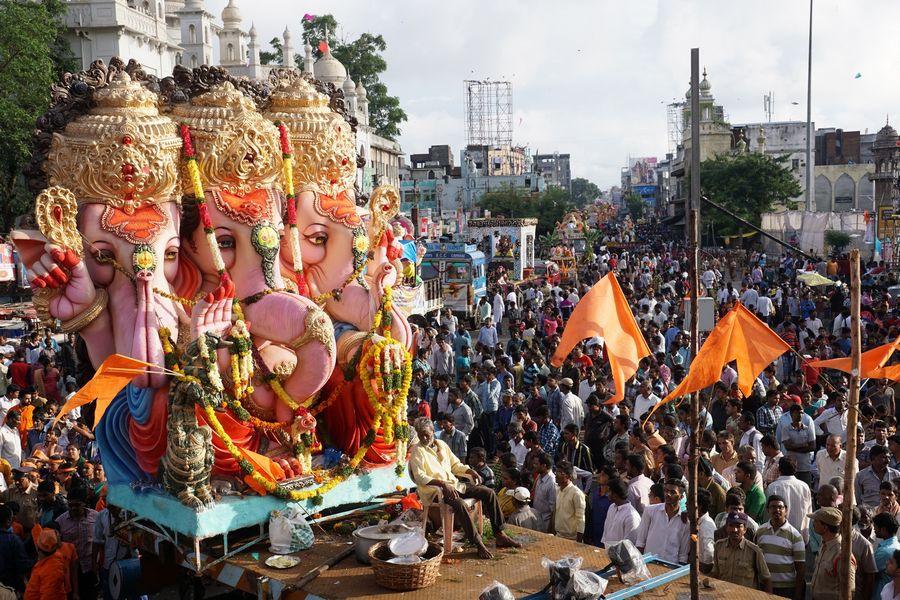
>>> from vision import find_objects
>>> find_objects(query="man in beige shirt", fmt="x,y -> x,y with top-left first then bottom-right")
711,431 -> 739,475
810,507 -> 856,600
408,417 -> 521,558
550,461 -> 585,542
711,511 -> 772,592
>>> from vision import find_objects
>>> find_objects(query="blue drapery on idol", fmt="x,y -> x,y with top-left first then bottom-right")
95,384 -> 151,484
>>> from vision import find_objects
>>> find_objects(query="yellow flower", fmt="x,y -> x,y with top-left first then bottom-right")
353,235 -> 369,254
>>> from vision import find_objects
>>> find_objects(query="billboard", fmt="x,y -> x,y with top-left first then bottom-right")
629,157 -> 658,185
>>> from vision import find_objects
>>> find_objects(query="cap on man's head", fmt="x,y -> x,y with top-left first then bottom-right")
511,487 -> 531,502
36,528 -> 60,553
559,377 -> 574,388
808,507 -> 842,527
725,511 -> 749,526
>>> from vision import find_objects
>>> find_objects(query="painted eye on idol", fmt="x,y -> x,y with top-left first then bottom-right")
217,236 -> 236,250
306,232 -> 328,246
93,248 -> 115,262
164,247 -> 179,261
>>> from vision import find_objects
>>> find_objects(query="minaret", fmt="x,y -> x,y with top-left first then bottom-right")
304,41 -> 314,74
248,23 -> 260,66
356,81 -> 369,127
343,75 -> 357,114
282,27 -> 294,68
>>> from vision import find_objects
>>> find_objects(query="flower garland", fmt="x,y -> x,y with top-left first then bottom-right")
276,122 -> 309,297
180,125 -> 230,290
357,285 -> 413,468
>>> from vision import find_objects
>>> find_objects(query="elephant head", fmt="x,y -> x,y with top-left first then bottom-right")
264,76 -> 411,351
172,81 -> 335,422
13,72 -> 187,389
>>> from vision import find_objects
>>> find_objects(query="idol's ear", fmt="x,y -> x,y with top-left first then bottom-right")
172,251 -> 202,304
10,229 -> 50,271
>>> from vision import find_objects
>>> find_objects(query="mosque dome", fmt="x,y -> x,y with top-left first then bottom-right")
314,48 -> 347,85
876,122 -> 898,141
699,68 -> 711,93
355,80 -> 367,101
221,0 -> 241,28
342,75 -> 356,95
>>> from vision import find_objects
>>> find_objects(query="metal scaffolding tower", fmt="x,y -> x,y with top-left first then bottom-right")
464,80 -> 513,146
667,101 -> 684,154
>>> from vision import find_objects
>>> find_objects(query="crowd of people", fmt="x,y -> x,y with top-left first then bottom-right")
405,221 -> 899,599
0,331 -> 127,599
0,218 -> 898,599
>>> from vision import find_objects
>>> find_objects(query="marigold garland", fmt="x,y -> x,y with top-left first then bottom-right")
276,122 -> 309,297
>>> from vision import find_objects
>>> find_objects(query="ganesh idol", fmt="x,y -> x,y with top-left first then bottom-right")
263,72 -> 413,465
12,61 -> 190,484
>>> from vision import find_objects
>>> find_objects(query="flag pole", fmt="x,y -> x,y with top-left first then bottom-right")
839,248 -> 860,599
687,47 -> 702,600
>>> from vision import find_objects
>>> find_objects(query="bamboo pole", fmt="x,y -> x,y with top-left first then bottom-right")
687,47 -> 702,600
839,248 -> 860,600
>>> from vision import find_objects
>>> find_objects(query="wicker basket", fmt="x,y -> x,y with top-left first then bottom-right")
368,540 -> 443,591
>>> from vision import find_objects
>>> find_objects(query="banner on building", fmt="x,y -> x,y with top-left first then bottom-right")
0,244 -> 15,282
629,157 -> 658,185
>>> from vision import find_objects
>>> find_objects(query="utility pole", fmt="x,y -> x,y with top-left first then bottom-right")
840,248 -> 861,599
688,47 -> 701,600
805,0 -> 814,210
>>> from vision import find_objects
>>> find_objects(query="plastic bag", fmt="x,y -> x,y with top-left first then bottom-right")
268,507 -> 314,554
479,580 -> 515,600
606,539 -> 650,585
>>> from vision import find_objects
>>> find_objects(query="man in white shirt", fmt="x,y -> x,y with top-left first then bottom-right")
558,378 -> 584,431
740,285 -> 759,311
0,409 -> 22,469
626,454 -> 654,514
815,435 -> 853,490
0,386 -> 20,427
633,380 -> 660,422
532,454 -> 557,533
508,424 -> 527,468
447,390 -> 474,437
636,479 -> 690,564
814,397 -> 850,442
698,488 -> 717,572
764,457 -> 812,542
602,478 -> 641,547
756,293 -> 775,323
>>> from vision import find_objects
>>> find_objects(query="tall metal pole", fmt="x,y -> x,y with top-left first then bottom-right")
687,47 -> 701,600
805,0 -> 814,210
840,248 -> 861,600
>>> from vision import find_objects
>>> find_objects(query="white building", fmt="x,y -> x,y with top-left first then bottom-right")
60,2 -> 402,190
732,121 -> 812,206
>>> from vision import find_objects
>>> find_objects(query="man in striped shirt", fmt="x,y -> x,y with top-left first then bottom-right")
755,494 -> 805,598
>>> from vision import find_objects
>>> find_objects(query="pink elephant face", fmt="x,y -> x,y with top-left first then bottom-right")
79,202 -> 183,388
182,192 -> 285,297
282,190 -> 356,298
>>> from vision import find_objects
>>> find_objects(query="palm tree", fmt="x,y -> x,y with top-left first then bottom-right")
538,231 -> 561,258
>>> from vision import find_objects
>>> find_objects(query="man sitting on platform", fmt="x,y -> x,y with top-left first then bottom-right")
408,417 -> 522,559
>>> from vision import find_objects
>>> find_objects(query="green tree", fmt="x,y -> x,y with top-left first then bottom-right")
699,152 -> 801,236
570,177 -> 601,207
260,37 -> 283,66
624,192 -> 644,221
0,0 -> 71,230
824,230 -> 851,255
478,186 -> 573,237
301,15 -> 407,140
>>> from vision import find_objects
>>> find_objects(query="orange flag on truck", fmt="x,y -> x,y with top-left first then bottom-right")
647,302 -> 790,420
53,354 -> 159,429
551,272 -> 651,404
807,335 -> 900,378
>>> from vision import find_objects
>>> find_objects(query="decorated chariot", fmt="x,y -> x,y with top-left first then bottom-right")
12,59 -> 415,553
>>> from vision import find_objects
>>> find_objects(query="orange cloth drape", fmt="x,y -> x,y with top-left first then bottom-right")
647,302 -> 790,420
550,273 -> 651,404
53,354 -> 158,430
807,335 -> 900,379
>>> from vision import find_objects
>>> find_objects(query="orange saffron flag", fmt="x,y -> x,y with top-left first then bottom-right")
53,354 -> 158,430
550,273 -> 651,404
647,302 -> 790,420
807,335 -> 899,378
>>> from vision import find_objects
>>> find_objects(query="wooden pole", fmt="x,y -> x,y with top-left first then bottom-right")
839,248 -> 860,600
687,47 -> 702,600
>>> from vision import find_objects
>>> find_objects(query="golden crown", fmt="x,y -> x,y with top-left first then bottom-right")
263,75 -> 356,199
46,72 -> 182,213
171,81 -> 282,197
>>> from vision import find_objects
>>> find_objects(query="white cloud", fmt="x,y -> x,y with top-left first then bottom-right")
207,0 -> 900,187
